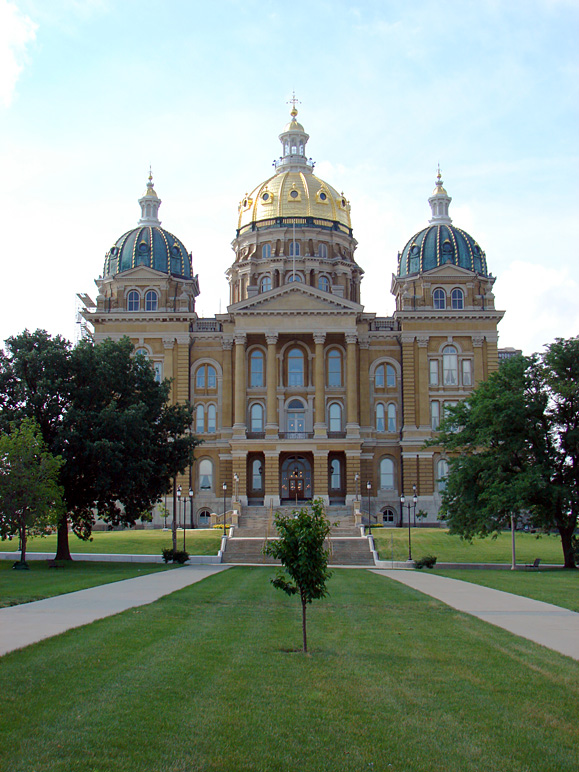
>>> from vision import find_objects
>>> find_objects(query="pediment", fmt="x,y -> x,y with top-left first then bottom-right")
228,284 -> 364,315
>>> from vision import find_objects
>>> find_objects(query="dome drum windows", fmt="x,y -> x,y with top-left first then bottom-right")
260,275 -> 272,293
433,288 -> 446,310
127,289 -> 140,311
318,275 -> 330,292
288,241 -> 300,257
261,243 -> 272,259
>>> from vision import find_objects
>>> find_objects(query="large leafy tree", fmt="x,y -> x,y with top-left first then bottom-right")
0,418 -> 64,566
433,337 -> 579,568
263,499 -> 332,653
0,330 -> 198,560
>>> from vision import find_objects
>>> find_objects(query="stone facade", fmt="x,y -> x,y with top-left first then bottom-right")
84,108 -> 504,527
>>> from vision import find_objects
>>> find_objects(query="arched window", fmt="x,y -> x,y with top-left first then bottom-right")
287,348 -> 304,387
376,403 -> 385,431
145,290 -> 158,311
328,402 -> 342,432
135,347 -> 148,358
375,365 -> 385,388
382,508 -> 395,523
207,404 -> 216,433
433,288 -> 446,309
260,275 -> 272,293
196,364 -> 217,391
262,244 -> 271,259
289,241 -> 300,257
451,288 -> 464,310
287,273 -> 303,283
462,359 -> 472,386
443,346 -> 458,385
196,404 -> 205,433
437,459 -> 449,492
380,458 -> 395,489
318,275 -> 330,292
386,364 -> 396,388
127,290 -> 140,311
318,244 -> 328,258
250,403 -> 264,432
387,403 -> 396,432
249,350 -> 265,387
199,459 -> 213,490
327,349 -> 342,387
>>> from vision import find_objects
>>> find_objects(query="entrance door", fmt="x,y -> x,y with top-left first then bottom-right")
281,455 -> 312,503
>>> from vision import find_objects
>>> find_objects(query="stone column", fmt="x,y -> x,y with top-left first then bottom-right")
472,336 -> 484,385
345,332 -> 359,437
221,337 -> 233,431
417,336 -> 430,428
233,333 -> 247,436
313,332 -> 326,437
163,338 -> 175,403
266,333 -> 278,435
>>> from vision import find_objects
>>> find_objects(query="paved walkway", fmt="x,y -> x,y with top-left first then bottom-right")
0,565 -> 229,657
373,569 -> 579,661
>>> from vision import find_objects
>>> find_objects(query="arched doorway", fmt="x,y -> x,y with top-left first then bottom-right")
280,455 -> 312,504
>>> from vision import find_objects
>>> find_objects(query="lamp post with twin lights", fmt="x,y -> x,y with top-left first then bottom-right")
222,481 -> 227,538
400,485 -> 417,562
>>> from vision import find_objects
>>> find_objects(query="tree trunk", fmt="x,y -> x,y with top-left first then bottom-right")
559,524 -> 576,569
19,525 -> 27,564
302,596 -> 308,653
55,516 -> 73,561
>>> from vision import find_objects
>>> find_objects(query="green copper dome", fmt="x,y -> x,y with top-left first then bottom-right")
103,225 -> 193,279
398,223 -> 488,278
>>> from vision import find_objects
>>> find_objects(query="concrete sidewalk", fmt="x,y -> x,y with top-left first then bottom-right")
0,564 -> 229,657
373,569 -> 579,661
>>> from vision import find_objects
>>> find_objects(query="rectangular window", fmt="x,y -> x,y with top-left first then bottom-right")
431,401 -> 440,430
429,360 -> 439,386
153,362 -> 163,383
462,359 -> 472,386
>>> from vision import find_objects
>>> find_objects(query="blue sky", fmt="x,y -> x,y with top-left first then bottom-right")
1,0 -> 577,353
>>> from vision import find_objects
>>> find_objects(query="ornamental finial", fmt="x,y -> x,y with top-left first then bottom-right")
287,90 -> 301,118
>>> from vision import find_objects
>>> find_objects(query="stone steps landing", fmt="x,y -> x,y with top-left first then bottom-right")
222,537 -> 375,566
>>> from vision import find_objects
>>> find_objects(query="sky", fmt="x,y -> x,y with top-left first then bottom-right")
0,0 -> 577,355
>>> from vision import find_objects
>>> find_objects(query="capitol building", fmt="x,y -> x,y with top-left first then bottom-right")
82,105 -> 504,527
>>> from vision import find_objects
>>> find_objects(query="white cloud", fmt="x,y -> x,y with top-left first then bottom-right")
0,0 -> 36,107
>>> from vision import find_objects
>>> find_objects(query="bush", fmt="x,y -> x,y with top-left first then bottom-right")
162,548 -> 189,564
414,555 -> 437,569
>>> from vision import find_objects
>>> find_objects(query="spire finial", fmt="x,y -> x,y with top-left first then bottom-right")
436,163 -> 442,182
428,167 -> 452,224
138,170 -> 162,225
148,164 -> 153,184
287,90 -> 301,118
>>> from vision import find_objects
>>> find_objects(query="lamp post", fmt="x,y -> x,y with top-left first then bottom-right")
233,472 -> 239,503
177,485 -> 183,551
366,480 -> 372,535
189,487 -> 194,531
222,481 -> 227,538
400,489 -> 418,562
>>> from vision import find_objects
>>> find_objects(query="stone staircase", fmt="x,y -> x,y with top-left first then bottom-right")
222,504 -> 375,566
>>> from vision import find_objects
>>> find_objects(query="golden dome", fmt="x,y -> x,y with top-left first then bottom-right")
237,170 -> 352,232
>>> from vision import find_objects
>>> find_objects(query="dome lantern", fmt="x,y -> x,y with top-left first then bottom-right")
138,170 -> 162,226
274,96 -> 314,173
428,166 -> 452,225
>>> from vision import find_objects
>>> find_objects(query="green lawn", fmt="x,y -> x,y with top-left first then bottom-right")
372,526 -> 567,564
0,561 -> 176,608
434,568 -> 579,612
1,568 -> 578,772
1,528 -> 222,556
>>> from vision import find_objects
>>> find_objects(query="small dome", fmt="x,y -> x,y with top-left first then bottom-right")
103,226 -> 193,278
398,223 -> 488,277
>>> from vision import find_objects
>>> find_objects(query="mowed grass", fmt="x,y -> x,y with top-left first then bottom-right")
372,527 -> 566,564
0,560 -> 177,607
1,568 -> 578,772
1,528 -> 222,556
434,568 -> 579,612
